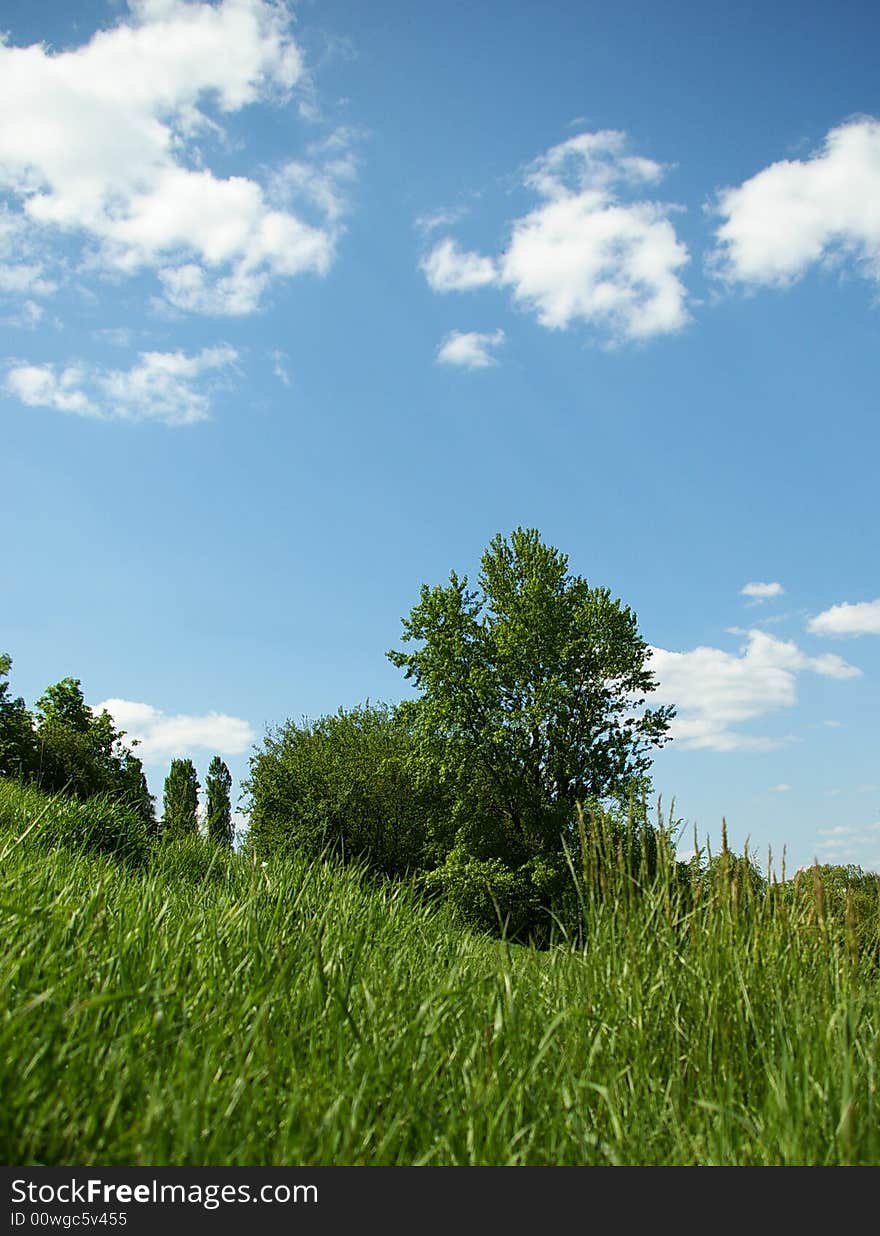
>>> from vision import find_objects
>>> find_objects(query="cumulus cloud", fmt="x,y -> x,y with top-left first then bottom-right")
96,696 -> 256,764
421,130 -> 690,343
6,364 -> 98,416
5,345 -> 238,425
421,239 -> 498,292
770,783 -> 792,793
649,629 -> 861,752
0,0 -> 348,316
712,117 -> 880,290
808,598 -> 880,637
436,328 -> 505,369
741,581 -> 784,602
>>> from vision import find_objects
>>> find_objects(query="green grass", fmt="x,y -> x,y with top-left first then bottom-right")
2,777 -> 879,1165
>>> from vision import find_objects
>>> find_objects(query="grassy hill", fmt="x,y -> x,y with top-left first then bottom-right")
2,777 -> 879,1165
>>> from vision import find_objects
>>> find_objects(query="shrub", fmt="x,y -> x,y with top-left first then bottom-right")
0,778 -> 152,866
244,703 -> 448,878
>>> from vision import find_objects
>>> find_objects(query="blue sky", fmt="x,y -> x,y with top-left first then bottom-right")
2,0 -> 879,873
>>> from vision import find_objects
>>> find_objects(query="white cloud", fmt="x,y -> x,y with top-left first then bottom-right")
770,783 -> 792,793
0,209 -> 57,300
649,629 -> 861,752
712,117 -> 880,290
436,328 -> 505,369
808,598 -> 880,637
421,131 -> 690,344
1,300 -> 44,329
5,344 -> 238,425
741,581 -> 784,602
271,349 -> 291,386
93,328 -> 134,348
421,238 -> 498,292
6,364 -> 98,416
269,129 -> 359,226
813,819 -> 880,871
96,696 -> 256,764
0,263 -> 55,297
415,207 -> 467,236
0,1 -> 346,316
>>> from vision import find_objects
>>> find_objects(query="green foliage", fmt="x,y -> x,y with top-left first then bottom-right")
430,795 -> 676,943
0,654 -> 36,781
689,848 -> 767,903
387,528 -> 674,938
162,757 -> 200,840
33,677 -> 151,816
150,832 -> 239,887
114,751 -> 156,836
786,863 -> 880,957
0,777 -> 152,866
205,755 -> 233,848
246,702 -> 446,877
0,659 -> 155,833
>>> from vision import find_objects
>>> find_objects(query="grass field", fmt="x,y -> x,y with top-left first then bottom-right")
2,778 -> 879,1166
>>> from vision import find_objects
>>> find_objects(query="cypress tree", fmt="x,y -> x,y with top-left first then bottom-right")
162,758 -> 199,840
205,755 -> 233,848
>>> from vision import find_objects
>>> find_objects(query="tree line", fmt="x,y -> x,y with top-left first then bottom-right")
244,528 -> 879,946
4,528 -> 877,946
0,654 -> 233,847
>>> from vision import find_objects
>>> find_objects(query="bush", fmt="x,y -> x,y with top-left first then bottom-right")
425,796 -> 675,946
0,778 -> 152,866
424,848 -> 536,939
244,703 -> 448,878
785,864 -> 880,957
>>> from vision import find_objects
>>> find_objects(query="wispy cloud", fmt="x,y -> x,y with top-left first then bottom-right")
271,349 -> 291,386
93,327 -> 134,348
1,300 -> 45,329
5,345 -> 239,426
436,328 -> 505,369
415,206 -> 468,236
814,818 -> 880,870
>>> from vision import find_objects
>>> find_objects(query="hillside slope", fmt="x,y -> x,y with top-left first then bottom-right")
2,778 -> 878,1165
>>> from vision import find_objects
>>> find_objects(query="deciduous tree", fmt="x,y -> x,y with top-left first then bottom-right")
0,654 -> 35,781
388,528 -> 674,936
